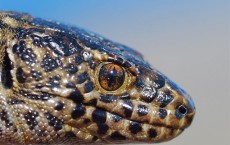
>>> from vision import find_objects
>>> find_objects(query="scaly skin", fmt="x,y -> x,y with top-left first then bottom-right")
0,11 -> 195,145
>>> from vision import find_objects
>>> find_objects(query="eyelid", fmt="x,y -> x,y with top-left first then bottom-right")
107,55 -> 138,76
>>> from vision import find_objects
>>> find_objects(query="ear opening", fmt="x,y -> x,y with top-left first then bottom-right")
1,49 -> 13,89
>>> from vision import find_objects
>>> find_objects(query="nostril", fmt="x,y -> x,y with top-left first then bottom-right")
178,105 -> 187,115
175,105 -> 188,119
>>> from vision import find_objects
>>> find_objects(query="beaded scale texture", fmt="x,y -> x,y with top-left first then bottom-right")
0,11 -> 195,145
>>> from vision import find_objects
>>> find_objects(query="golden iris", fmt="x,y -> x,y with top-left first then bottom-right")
98,63 -> 125,91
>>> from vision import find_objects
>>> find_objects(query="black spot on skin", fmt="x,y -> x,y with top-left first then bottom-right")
0,22 -> 7,28
116,57 -> 124,64
135,77 -> 145,88
31,34 -> 43,47
123,61 -> 132,68
92,136 -> 98,141
80,37 -> 102,50
108,56 -> 124,64
68,89 -> 84,103
66,82 -> 76,88
159,109 -> 167,119
55,102 -> 65,111
24,110 -> 39,130
42,31 -> 83,56
49,76 -> 61,89
89,60 -> 96,69
45,112 -> 63,131
137,105 -> 149,116
0,110 -> 14,127
19,91 -> 55,100
31,70 -> 42,81
13,42 -> 37,65
84,81 -> 94,93
19,40 -> 26,46
148,129 -> 157,138
75,55 -> 84,65
12,44 -> 18,53
17,29 -> 28,39
16,67 -> 26,83
119,93 -> 131,100
92,109 -> 107,124
111,114 -> 123,122
110,132 -> 126,140
157,92 -> 174,108
129,122 -> 142,134
122,100 -> 133,118
141,88 -> 157,103
65,131 -> 76,138
66,63 -> 78,74
13,127 -> 17,132
77,72 -> 89,84
71,104 -> 85,119
41,54 -> 60,72
36,84 -> 44,89
7,99 -> 24,105
154,73 -> 165,89
83,119 -> 91,124
100,95 -> 117,103
97,123 -> 109,134
85,99 -> 97,106
21,48 -> 37,65
136,77 -> 157,103
41,93 -> 54,100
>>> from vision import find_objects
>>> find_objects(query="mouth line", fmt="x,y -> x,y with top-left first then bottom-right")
88,103 -> 185,131
82,99 -> 188,131
148,122 -> 184,131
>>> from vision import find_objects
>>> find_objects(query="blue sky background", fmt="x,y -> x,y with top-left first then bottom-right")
0,1 -> 229,145
0,1 -> 228,51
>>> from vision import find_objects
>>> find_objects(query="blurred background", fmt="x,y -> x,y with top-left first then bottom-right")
0,0 -> 229,145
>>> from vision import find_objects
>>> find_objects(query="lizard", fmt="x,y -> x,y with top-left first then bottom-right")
0,11 -> 195,145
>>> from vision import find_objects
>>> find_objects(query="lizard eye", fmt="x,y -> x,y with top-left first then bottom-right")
98,63 -> 125,91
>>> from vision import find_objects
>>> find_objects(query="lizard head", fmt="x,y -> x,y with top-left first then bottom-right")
0,11 -> 195,144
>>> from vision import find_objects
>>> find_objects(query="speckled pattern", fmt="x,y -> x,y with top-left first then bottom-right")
0,11 -> 195,145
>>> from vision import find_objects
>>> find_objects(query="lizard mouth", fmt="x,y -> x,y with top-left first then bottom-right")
0,49 -> 14,89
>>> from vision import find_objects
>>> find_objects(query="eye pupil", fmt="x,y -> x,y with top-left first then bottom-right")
99,63 -> 125,91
